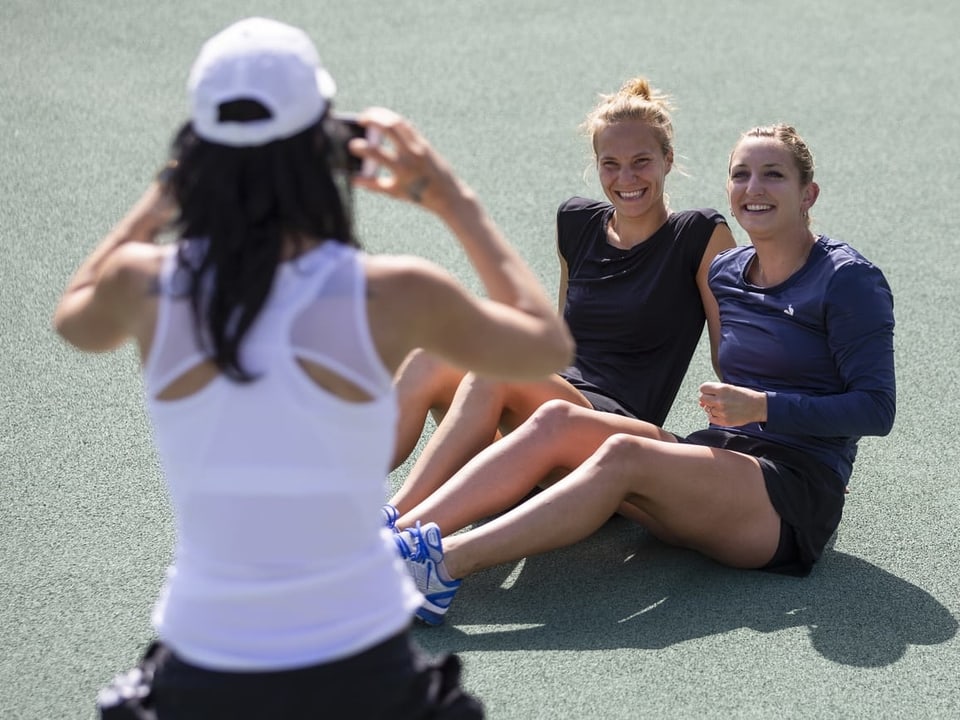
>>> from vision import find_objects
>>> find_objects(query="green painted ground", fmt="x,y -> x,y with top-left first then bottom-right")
2,2 -> 958,718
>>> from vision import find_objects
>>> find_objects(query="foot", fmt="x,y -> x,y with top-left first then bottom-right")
394,522 -> 461,625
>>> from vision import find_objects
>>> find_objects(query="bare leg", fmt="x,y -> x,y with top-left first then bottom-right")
391,350 -> 465,470
397,400 -> 673,534
390,375 -> 592,514
440,432 -> 782,579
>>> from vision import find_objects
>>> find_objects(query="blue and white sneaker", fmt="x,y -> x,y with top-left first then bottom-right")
394,522 -> 461,625
380,503 -> 399,531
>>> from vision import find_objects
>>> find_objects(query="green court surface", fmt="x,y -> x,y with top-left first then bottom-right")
2,1 -> 958,718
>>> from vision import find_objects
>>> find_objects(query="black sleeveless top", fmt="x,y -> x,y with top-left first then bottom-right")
557,197 -> 727,425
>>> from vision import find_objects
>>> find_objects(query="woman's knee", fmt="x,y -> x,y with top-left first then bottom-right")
396,350 -> 433,394
593,433 -> 652,474
397,351 -> 463,407
518,400 -> 612,455
527,398 -> 582,432
460,372 -> 507,402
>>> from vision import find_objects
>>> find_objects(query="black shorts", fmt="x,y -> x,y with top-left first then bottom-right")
683,428 -> 845,576
97,629 -> 484,720
557,368 -> 640,419
580,389 -> 638,418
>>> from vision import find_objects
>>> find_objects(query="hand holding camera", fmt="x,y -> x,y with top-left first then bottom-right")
330,112 -> 382,178
343,107 -> 466,215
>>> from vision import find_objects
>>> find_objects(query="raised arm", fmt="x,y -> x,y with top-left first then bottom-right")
53,181 -> 173,352
353,108 -> 574,378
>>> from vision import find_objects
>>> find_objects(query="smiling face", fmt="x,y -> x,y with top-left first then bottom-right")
595,119 -> 673,221
727,134 -> 818,240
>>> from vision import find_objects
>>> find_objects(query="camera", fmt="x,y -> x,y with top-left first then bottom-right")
331,112 -> 380,178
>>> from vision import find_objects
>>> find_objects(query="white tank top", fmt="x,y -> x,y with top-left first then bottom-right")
144,241 -> 421,671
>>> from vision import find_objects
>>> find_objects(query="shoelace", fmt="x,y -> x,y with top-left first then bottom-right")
394,521 -> 429,563
381,503 -> 399,530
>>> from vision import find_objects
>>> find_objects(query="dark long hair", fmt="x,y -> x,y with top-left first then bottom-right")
164,103 -> 359,382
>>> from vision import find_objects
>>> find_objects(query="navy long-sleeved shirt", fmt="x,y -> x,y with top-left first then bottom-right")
709,235 -> 896,485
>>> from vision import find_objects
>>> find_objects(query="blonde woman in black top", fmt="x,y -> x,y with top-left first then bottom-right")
386,77 -> 735,525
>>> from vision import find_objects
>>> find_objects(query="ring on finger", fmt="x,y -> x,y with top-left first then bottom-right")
406,176 -> 430,203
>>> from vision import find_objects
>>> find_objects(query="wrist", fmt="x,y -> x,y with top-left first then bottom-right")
757,390 -> 770,424
155,160 -> 178,186
124,183 -> 177,241
431,179 -> 481,224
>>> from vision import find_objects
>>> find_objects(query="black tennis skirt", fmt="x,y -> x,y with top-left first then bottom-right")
683,428 -> 846,576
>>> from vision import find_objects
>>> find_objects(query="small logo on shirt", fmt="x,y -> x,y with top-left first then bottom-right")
784,304 -> 795,316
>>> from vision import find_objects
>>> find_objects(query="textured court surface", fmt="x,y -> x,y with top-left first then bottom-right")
2,2 -> 958,718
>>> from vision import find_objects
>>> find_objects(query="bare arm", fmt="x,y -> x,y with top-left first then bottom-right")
353,108 -> 574,378
556,239 -> 569,315
366,256 -> 570,380
695,223 -> 737,378
53,182 -> 174,352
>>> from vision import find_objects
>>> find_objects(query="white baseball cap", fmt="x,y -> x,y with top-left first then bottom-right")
188,17 -> 337,147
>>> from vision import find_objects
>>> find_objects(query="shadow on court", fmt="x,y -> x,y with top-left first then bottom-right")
414,518 -> 957,669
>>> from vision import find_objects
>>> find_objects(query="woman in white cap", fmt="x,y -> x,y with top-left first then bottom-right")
54,16 -> 572,719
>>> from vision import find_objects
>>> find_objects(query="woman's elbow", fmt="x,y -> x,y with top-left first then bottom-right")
511,325 -> 575,380
53,307 -> 84,349
558,326 -> 576,366
868,392 -> 897,437
545,322 -> 575,371
52,312 -> 125,353
877,400 -> 896,437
